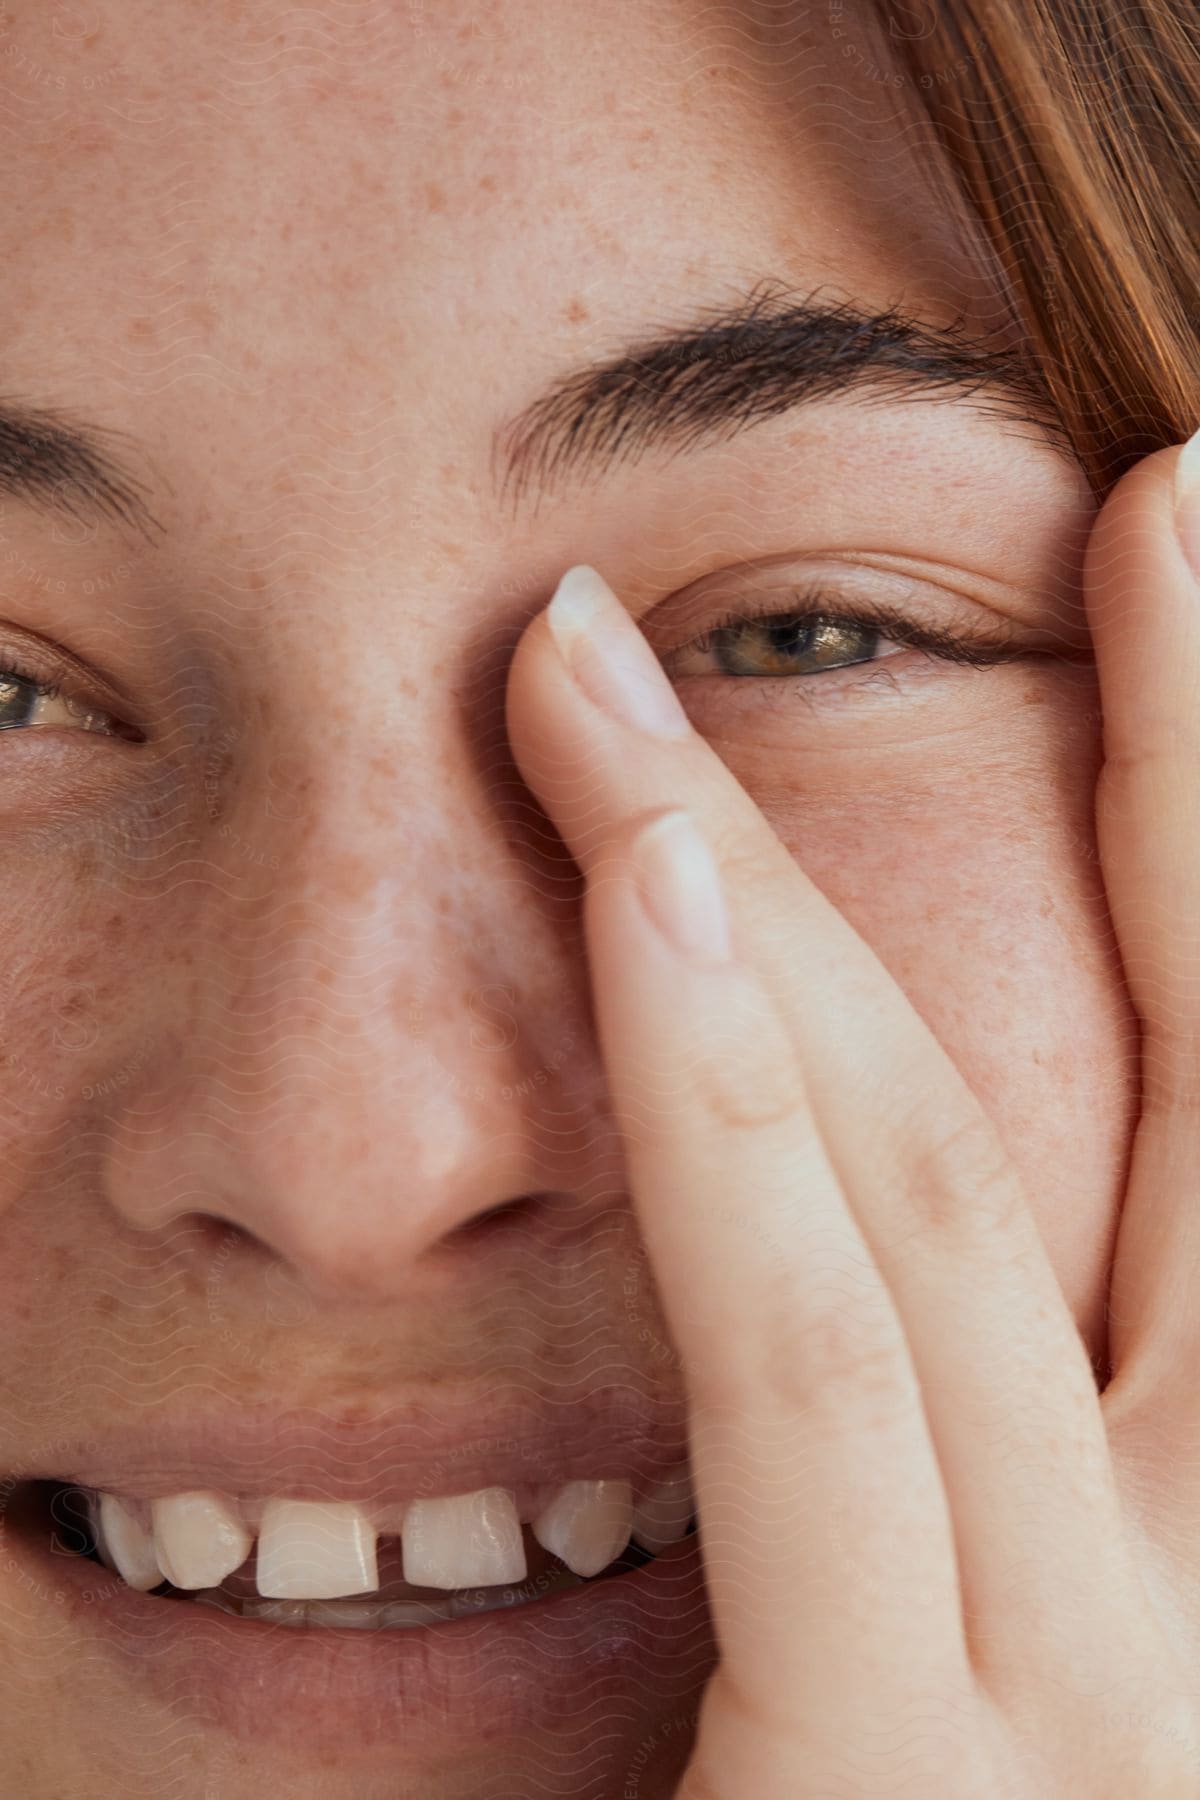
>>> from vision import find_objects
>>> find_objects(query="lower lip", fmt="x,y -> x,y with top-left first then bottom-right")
3,1486 -> 713,1756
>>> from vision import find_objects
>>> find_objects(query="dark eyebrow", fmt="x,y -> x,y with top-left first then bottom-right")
493,281 -> 1068,510
0,398 -> 163,541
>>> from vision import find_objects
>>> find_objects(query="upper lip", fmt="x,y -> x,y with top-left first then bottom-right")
11,1386 -> 690,1506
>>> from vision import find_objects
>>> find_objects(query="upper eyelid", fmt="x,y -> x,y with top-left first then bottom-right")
647,555 -> 997,628
646,533 -> 1101,655
0,622 -> 139,716
683,604 -> 1023,659
650,573 -> 1037,668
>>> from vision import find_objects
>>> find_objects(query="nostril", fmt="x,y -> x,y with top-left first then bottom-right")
191,1214 -> 271,1260
449,1200 -> 519,1242
446,1194 -> 544,1247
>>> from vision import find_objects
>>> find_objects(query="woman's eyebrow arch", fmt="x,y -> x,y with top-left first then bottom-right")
0,398 -> 164,542
492,281 -> 1067,511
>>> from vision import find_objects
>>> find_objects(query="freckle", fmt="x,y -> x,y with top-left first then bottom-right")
424,182 -> 447,214
478,174 -> 496,195
564,296 -> 589,324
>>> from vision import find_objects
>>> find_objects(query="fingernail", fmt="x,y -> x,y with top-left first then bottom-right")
546,565 -> 691,740
1174,427 -> 1200,578
630,810 -> 732,964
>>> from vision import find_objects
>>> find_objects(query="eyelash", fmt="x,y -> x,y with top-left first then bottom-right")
0,652 -> 63,704
676,586 -> 1028,676
0,649 -> 129,739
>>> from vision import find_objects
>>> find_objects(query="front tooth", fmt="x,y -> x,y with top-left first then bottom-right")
401,1486 -> 526,1589
630,1468 -> 695,1553
151,1491 -> 251,1591
95,1493 -> 164,1591
532,1479 -> 633,1578
256,1499 -> 378,1599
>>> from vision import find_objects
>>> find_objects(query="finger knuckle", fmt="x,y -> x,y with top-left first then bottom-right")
892,1107 -> 1025,1237
1100,729 -> 1200,788
699,1058 -> 807,1134
692,986 -> 808,1135
767,1281 -> 916,1425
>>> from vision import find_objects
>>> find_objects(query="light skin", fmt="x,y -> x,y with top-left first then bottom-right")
0,0 -> 1189,1794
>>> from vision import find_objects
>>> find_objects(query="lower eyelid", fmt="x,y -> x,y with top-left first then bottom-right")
671,648 -> 995,713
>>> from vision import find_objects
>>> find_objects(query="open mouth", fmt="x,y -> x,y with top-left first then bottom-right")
2,1445 -> 714,1754
14,1472 -> 698,1633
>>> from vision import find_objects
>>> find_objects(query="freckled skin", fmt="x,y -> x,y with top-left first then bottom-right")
0,1 -> 1133,1796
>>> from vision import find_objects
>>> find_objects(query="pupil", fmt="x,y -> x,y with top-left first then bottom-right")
0,676 -> 36,729
712,614 -> 880,676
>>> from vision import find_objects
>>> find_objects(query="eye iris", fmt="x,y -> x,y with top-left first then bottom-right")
0,673 -> 43,730
0,670 -> 123,736
710,614 -> 880,677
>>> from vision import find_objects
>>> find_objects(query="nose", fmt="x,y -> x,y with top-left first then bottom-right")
101,699 -> 598,1305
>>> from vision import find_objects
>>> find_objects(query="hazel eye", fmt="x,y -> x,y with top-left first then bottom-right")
669,610 -> 905,678
657,583 -> 1034,688
0,666 -> 127,738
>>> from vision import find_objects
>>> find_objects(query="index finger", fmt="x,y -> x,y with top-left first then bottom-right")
506,564 -> 1127,1714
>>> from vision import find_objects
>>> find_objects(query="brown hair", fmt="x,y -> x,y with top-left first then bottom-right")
872,0 -> 1200,492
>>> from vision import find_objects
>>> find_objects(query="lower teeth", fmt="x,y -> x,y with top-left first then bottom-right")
190,1564 -> 589,1630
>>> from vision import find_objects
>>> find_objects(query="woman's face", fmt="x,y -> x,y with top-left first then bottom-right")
0,1 -> 1133,1795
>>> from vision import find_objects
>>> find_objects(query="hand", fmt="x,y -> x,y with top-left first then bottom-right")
505,437 -> 1200,1798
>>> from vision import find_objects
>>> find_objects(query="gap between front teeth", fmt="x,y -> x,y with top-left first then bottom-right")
86,1466 -> 691,1599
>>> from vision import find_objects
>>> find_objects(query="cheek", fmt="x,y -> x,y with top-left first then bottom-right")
0,826 -> 160,1202
738,741 -> 1136,1365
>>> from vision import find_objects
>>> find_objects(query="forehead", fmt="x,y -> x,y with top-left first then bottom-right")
0,0 -> 1001,557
